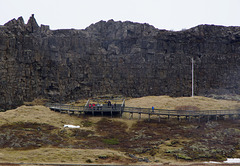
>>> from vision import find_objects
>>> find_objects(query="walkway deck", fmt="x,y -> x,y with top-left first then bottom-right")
47,103 -> 124,117
46,103 -> 240,122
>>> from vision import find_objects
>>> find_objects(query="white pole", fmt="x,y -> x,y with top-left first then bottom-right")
192,57 -> 194,97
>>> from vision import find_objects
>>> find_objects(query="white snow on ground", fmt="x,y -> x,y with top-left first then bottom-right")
204,158 -> 240,164
64,125 -> 80,128
224,158 -> 240,163
203,161 -> 220,164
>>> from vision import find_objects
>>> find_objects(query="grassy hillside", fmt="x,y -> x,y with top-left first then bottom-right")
125,96 -> 240,110
0,96 -> 240,165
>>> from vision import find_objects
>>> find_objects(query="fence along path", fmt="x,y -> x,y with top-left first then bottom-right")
46,103 -> 240,122
46,102 -> 124,117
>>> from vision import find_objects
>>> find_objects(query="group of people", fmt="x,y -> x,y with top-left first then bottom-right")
108,100 -> 117,110
88,103 -> 103,110
88,101 -> 117,110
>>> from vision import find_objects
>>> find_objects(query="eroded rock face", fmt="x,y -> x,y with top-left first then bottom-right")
1,15 -> 240,109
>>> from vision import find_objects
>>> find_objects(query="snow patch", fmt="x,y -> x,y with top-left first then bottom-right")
203,161 -> 220,164
204,158 -> 240,164
224,158 -> 240,163
64,125 -> 80,128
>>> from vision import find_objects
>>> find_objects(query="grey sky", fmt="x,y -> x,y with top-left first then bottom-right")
0,0 -> 239,31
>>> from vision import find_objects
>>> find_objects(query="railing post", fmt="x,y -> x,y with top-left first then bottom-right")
189,111 -> 191,122
78,106 -> 80,117
207,110 -> 210,122
129,112 -> 133,120
215,110 -> 217,121
138,113 -> 141,121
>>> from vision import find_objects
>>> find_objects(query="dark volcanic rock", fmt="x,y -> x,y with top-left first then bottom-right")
1,15 -> 240,109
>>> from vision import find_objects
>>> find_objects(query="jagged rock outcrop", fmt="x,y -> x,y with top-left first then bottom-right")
1,15 -> 240,109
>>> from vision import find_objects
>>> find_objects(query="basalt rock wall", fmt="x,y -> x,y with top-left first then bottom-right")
1,15 -> 240,109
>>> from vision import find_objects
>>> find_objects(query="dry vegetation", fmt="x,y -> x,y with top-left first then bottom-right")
24,98 -> 49,106
0,105 -> 82,128
0,96 -> 240,165
125,95 -> 240,110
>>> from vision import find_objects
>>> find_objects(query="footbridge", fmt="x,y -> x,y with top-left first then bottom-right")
46,99 -> 240,122
47,98 -> 125,117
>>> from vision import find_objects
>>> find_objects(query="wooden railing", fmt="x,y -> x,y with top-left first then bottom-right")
46,103 -> 240,117
124,107 -> 240,116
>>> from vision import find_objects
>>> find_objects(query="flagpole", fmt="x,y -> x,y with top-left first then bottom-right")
192,57 -> 194,97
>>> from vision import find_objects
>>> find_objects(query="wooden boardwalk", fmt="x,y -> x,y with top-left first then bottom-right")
46,103 -> 240,122
47,103 -> 124,117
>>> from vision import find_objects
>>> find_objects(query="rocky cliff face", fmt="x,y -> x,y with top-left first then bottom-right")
1,15 -> 240,109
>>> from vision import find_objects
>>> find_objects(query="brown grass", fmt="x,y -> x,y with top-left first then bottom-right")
0,148 -> 132,164
125,95 -> 240,110
0,105 -> 85,129
24,98 -> 49,106
175,105 -> 200,111
69,99 -> 88,106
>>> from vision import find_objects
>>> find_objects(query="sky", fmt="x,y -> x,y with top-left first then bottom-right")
0,0 -> 240,31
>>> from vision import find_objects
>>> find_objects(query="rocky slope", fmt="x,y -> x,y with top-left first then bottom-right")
1,14 -> 240,109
